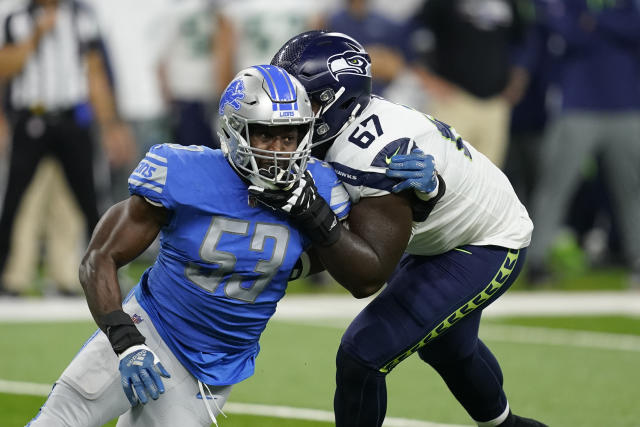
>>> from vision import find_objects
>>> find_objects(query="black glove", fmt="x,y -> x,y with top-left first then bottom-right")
249,171 -> 341,247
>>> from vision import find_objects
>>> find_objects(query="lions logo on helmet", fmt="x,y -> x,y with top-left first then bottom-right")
328,51 -> 371,81
218,65 -> 314,189
219,79 -> 246,115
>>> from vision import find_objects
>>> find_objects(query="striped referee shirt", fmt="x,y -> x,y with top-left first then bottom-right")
0,0 -> 102,111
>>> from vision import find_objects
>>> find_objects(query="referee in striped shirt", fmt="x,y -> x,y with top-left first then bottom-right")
0,0 -> 134,296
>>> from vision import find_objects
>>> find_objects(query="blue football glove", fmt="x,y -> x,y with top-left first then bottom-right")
386,148 -> 439,200
118,344 -> 170,406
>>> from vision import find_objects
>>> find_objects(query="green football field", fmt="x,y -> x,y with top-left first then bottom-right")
1,304 -> 639,427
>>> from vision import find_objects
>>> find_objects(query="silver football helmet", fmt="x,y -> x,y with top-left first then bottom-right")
218,65 -> 314,189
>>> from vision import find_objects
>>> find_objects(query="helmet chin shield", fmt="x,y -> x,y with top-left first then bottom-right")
218,65 -> 314,189
271,31 -> 372,152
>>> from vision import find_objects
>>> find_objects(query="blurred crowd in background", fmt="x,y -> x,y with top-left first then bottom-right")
0,0 -> 639,297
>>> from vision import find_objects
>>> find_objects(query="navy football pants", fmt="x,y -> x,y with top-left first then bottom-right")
336,245 -> 526,426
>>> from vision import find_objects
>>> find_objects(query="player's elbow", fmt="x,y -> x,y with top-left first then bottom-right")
78,251 -> 96,291
78,249 -> 109,291
347,281 -> 384,299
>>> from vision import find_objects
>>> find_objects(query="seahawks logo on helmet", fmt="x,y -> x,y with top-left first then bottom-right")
219,79 -> 245,115
327,50 -> 371,81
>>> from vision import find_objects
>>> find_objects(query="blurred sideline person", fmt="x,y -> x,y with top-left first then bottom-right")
503,0 -> 556,208
523,0 -> 640,286
1,76 -> 84,296
160,0 -> 234,150
220,0 -> 328,73
1,42 -> 84,296
27,65 -> 351,427
85,0 -> 172,202
412,0 -> 525,168
323,0 -> 409,97
0,0 -> 133,296
3,157 -> 85,296
254,31 -> 546,426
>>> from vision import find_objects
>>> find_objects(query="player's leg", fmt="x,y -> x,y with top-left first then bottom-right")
116,379 -> 232,427
334,343 -> 388,427
0,113 -> 48,276
2,158 -> 52,294
45,158 -> 85,294
27,329 -> 130,426
54,121 -> 100,232
526,113 -> 598,275
414,249 -> 546,426
417,313 -> 508,423
116,293 -> 233,426
600,113 -> 640,280
336,251 -> 457,427
335,246 -> 526,427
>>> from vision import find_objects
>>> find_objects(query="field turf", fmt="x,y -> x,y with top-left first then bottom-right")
1,312 -> 639,427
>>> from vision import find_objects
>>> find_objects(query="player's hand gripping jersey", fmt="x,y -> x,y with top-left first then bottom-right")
127,143 -> 349,385
325,96 -> 533,255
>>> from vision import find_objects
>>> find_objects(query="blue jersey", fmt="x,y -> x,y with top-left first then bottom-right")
127,144 -> 350,385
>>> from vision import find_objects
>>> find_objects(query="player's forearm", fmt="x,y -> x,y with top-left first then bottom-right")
79,249 -> 125,331
79,249 -> 147,354
86,50 -> 120,128
317,194 -> 413,298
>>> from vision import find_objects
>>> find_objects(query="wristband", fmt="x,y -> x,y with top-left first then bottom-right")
101,310 -> 146,355
294,197 -> 342,247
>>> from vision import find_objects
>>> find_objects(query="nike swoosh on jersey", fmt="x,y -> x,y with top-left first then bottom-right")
385,146 -> 402,165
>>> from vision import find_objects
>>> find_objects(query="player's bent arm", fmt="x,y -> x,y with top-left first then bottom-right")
316,193 -> 413,298
250,174 -> 413,298
79,195 -> 168,351
81,195 -> 172,406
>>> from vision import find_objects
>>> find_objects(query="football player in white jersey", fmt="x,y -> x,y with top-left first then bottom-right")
250,31 -> 546,427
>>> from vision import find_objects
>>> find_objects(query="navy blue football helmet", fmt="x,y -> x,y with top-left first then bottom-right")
271,31 -> 372,150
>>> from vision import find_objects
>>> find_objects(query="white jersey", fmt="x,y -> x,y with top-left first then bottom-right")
221,0 -> 326,71
164,0 -> 219,100
325,96 -> 533,255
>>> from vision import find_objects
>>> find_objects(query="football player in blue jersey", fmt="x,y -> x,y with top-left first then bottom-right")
27,65 -> 350,427
248,32 -> 547,426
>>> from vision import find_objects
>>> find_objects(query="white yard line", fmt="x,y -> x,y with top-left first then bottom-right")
0,291 -> 639,323
0,379 -> 470,427
480,324 -> 640,352
279,319 -> 640,353
0,379 -> 52,396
